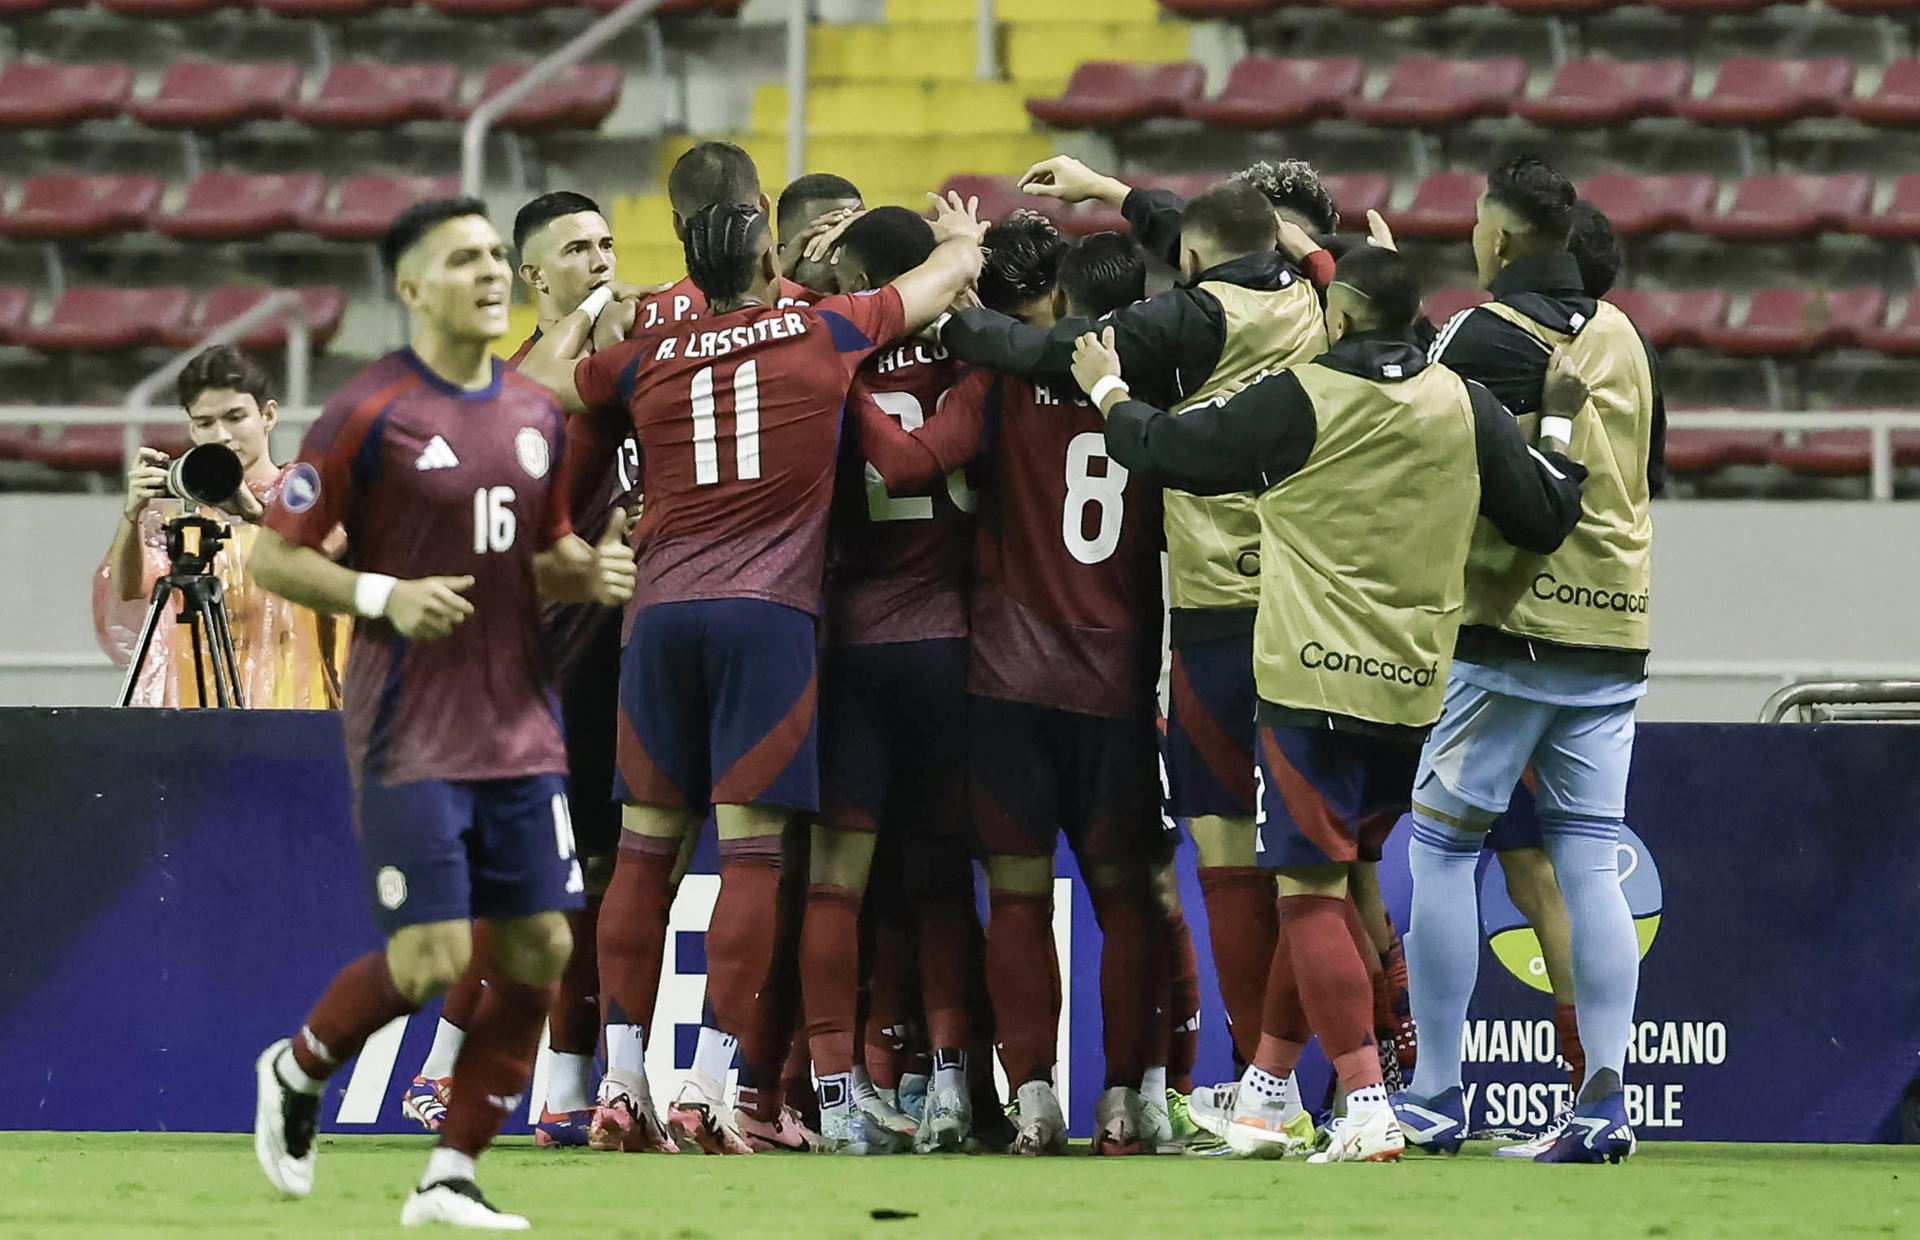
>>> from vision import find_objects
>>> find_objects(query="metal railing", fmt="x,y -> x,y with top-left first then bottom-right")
786,0 -> 807,182
461,0 -> 670,197
1668,409 -> 1920,502
1759,679 -> 1920,723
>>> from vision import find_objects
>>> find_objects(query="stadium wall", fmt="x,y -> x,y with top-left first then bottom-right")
4,496 -> 1919,720
1,708 -> 1915,1142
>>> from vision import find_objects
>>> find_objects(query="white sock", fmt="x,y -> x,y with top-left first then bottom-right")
931,1048 -> 966,1095
850,1064 -> 881,1104
605,1022 -> 646,1079
420,1018 -> 466,1080
1347,1083 -> 1389,1114
816,1071 -> 853,1114
545,1051 -> 594,1115
1242,1065 -> 1290,1103
275,1044 -> 325,1097
1141,1065 -> 1167,1098
420,1146 -> 476,1189
691,1027 -> 738,1084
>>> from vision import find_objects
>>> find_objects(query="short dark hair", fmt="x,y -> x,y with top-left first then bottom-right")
1333,245 -> 1421,332
1567,199 -> 1624,299
1060,232 -> 1146,319
683,201 -> 770,304
381,195 -> 490,274
776,172 -> 864,237
1181,180 -> 1279,259
513,190 -> 603,255
977,209 -> 1067,315
1486,156 -> 1577,243
668,141 -> 761,219
178,344 -> 272,411
835,206 -> 935,286
1233,160 -> 1337,234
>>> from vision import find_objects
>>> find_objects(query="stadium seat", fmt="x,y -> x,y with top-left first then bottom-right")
1344,56 -> 1527,127
1512,59 -> 1689,129
584,0 -> 745,10
1662,429 -> 1774,474
15,286 -> 193,353
298,173 -> 460,242
1424,286 -> 1490,325
1848,174 -> 1920,240
1859,298 -> 1920,356
940,175 -> 1069,229
23,423 -> 199,474
1603,288 -> 1729,351
1702,175 -> 1871,242
0,174 -> 162,242
1768,430 -> 1887,479
1701,287 -> 1888,357
1581,173 -> 1716,238
1841,59 -> 1920,127
100,0 -> 242,14
1385,171 -> 1481,240
0,0 -> 79,13
1490,0 -> 1623,13
154,172 -> 328,242
0,62 -> 132,129
160,285 -> 345,352
1181,57 -> 1363,130
254,0 -> 405,14
129,61 -> 302,130
1025,62 -> 1206,129
467,63 -> 625,131
424,0 -> 558,12
1674,58 -> 1853,128
1321,172 -> 1391,230
286,62 -> 459,129
1333,0 -> 1477,15
1824,0 -> 1920,12
0,286 -> 30,343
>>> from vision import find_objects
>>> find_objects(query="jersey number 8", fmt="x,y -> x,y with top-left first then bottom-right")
1063,432 -> 1128,565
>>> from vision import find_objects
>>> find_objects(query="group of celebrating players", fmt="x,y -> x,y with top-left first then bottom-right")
240,135 -> 1660,1230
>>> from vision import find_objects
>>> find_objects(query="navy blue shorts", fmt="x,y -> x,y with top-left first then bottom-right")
820,637 -> 969,849
1255,724 -> 1420,870
969,695 -> 1167,864
355,773 -> 586,936
1166,632 -> 1258,819
614,598 -> 819,812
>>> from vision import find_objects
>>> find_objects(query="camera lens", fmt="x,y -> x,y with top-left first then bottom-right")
165,443 -> 244,506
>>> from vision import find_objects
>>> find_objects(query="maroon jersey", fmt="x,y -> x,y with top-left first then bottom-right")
826,340 -> 974,646
572,286 -> 907,617
266,349 -> 572,785
958,367 -> 1161,719
629,274 -> 814,335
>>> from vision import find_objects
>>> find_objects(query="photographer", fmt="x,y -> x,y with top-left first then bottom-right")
94,345 -> 347,708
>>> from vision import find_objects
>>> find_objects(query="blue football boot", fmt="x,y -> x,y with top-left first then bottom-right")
1391,1085 -> 1467,1155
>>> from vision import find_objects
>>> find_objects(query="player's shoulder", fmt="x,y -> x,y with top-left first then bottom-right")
308,352 -> 420,450
775,277 -> 817,308
501,366 -> 566,424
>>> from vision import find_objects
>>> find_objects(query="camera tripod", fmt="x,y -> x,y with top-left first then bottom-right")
117,514 -> 247,709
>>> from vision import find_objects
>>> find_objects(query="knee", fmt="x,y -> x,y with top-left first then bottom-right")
1500,848 -> 1559,917
386,923 -> 472,1005
1190,815 -> 1259,869
1149,861 -> 1182,918
493,912 -> 575,987
987,854 -> 1052,895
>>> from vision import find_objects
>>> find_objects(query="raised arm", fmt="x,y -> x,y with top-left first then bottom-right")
887,192 -> 988,331
1468,378 -> 1588,555
943,292 -> 1199,409
852,381 -> 985,493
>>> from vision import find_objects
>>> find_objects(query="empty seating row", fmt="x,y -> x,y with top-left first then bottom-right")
1664,428 -> 1920,478
1160,0 -> 1919,19
1027,57 -> 1920,132
0,1 -> 736,18
0,59 -> 623,134
0,172 -> 457,243
0,283 -> 342,352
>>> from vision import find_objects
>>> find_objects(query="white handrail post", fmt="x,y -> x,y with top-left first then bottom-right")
976,0 -> 998,82
1870,422 -> 1893,502
461,0 -> 666,197
286,312 -> 311,416
786,0 -> 808,184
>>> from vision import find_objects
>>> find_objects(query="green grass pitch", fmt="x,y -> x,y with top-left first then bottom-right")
1,1134 -> 1914,1239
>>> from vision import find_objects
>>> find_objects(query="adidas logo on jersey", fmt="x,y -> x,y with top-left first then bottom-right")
414,436 -> 460,471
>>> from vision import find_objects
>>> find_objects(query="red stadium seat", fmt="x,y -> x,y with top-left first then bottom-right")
1848,174 -> 1920,240
1385,171 -> 1482,240
0,0 -> 80,13
1603,288 -> 1729,351
130,60 -> 302,130
1424,286 -> 1490,325
1345,56 -> 1528,127
1333,0 -> 1477,15
100,0 -> 241,14
1702,175 -> 1871,242
160,285 -> 345,352
15,286 -> 193,353
1769,430 -> 1884,479
0,285 -> 30,344
1580,173 -> 1715,238
468,63 -> 624,131
424,0 -> 554,12
298,173 -> 460,242
0,62 -> 132,128
584,0 -> 745,10
287,62 -> 459,129
1321,173 -> 1390,230
940,175 -> 1069,230
154,172 -> 328,242
1182,57 -> 1363,130
1701,287 -> 1888,357
1512,59 -> 1689,128
1841,59 -> 1920,127
1490,0 -> 1623,13
1646,0 -> 1787,13
1859,298 -> 1920,357
0,174 -> 161,242
1025,62 -> 1206,129
1662,429 -> 1774,474
1824,0 -> 1920,12
254,0 -> 405,14
1674,58 -> 1853,128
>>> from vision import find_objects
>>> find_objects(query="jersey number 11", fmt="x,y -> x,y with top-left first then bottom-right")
689,361 -> 761,486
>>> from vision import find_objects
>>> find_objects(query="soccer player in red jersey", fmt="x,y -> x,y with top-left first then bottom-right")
523,192 -> 985,1156
935,215 -> 1169,1157
247,197 -> 635,1229
777,171 -> 865,294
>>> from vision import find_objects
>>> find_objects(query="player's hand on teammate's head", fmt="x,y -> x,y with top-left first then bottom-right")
801,208 -> 866,267
927,191 -> 988,248
385,575 -> 475,641
123,447 -> 170,519
1541,345 -> 1591,425
1275,218 -> 1325,264
592,517 -> 637,608
1070,326 -> 1124,405
1365,209 -> 1397,252
1018,156 -> 1114,205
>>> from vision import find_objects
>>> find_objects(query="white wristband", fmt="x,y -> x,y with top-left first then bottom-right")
1539,415 -> 1574,444
1089,375 -> 1130,409
576,285 -> 615,322
354,573 -> 398,620
929,312 -> 953,337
